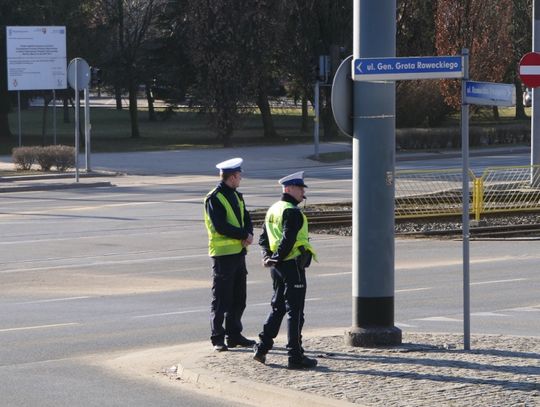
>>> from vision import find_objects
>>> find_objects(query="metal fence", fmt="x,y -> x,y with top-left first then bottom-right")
395,166 -> 540,219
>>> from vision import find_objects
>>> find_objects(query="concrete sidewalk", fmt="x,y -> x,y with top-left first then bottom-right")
159,330 -> 539,407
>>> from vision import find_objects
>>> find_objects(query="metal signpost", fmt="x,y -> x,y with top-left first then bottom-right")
67,57 -> 91,182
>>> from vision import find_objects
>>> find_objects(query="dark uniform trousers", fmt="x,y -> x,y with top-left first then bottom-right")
258,258 -> 307,359
210,253 -> 247,345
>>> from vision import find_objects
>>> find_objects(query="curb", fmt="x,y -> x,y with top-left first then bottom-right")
175,347 -> 358,407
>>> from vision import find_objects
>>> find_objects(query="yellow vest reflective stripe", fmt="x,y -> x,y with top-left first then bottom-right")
265,200 -> 316,261
204,189 -> 245,256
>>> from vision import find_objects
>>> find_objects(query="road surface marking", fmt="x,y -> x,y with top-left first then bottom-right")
317,272 -> 351,277
133,309 -> 206,318
0,323 -> 80,333
15,296 -> 93,305
470,312 -> 509,317
0,254 -> 207,274
414,316 -> 462,322
471,278 -> 527,286
396,287 -> 432,293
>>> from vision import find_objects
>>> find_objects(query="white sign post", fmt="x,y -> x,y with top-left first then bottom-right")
67,57 -> 91,182
6,26 -> 67,146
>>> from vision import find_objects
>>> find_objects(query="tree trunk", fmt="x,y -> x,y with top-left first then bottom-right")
41,93 -> 49,145
301,96 -> 309,133
300,96 -> 309,133
492,106 -> 499,121
128,82 -> 140,138
0,113 -> 10,139
63,95 -> 70,123
146,83 -> 156,122
115,84 -> 123,110
257,89 -> 276,138
321,88 -> 339,139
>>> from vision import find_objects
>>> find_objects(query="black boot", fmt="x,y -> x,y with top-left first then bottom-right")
252,343 -> 267,364
227,335 -> 256,348
287,355 -> 317,369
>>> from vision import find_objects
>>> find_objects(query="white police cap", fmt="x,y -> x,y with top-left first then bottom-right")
216,157 -> 243,173
278,171 -> 308,188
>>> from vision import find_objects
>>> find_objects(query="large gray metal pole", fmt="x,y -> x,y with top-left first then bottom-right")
345,0 -> 401,347
461,49 -> 471,351
533,1 -> 540,182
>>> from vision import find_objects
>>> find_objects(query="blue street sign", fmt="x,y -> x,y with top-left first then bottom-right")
464,81 -> 515,107
353,56 -> 463,81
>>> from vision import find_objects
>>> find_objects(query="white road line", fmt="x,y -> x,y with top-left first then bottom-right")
0,323 -> 80,333
133,309 -> 206,319
134,298 -> 323,319
414,316 -> 462,322
470,312 -> 509,317
317,272 -> 351,277
504,305 -> 540,312
396,287 -> 432,293
0,253 -> 207,274
395,322 -> 418,328
0,197 -> 204,218
471,278 -> 527,286
15,296 -> 93,305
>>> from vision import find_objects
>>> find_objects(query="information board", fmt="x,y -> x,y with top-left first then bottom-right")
6,26 -> 67,91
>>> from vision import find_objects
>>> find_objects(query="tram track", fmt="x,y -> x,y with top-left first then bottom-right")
250,209 -> 540,238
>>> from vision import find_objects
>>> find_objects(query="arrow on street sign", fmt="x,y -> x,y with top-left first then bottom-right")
464,81 -> 516,107
519,52 -> 540,88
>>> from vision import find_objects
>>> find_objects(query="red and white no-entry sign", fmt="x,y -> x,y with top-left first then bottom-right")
519,52 -> 540,88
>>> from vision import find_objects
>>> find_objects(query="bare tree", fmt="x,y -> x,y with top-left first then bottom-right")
94,0 -> 164,138
435,0 -> 513,112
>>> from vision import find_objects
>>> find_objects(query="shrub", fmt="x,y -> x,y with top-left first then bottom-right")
12,147 -> 36,171
11,145 -> 76,172
53,145 -> 76,172
35,146 -> 56,171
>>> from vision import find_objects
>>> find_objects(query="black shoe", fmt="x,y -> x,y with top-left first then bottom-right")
227,335 -> 256,348
253,344 -> 267,364
213,343 -> 228,352
287,355 -> 318,369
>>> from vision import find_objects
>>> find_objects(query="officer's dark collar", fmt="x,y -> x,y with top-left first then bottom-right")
281,193 -> 300,206
218,181 -> 236,192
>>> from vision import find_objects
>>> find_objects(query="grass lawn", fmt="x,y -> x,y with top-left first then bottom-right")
1,104 -> 530,157
1,105 -> 333,156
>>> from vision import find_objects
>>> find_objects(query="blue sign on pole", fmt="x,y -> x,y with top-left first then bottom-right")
464,81 -> 516,107
353,56 -> 463,81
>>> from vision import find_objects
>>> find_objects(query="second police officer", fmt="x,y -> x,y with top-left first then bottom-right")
253,171 -> 318,369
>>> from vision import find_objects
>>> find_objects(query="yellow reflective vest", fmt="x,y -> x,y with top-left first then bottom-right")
265,200 -> 316,261
204,189 -> 245,256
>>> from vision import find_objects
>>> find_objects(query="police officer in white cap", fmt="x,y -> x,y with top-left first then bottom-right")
253,171 -> 318,369
204,157 -> 256,351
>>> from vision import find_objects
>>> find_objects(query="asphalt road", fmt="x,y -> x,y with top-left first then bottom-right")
1,147 -> 538,406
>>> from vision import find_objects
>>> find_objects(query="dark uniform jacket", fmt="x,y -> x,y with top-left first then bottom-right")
259,193 -> 303,262
205,181 -> 253,255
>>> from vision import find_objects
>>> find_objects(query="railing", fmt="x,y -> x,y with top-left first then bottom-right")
395,166 -> 540,219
